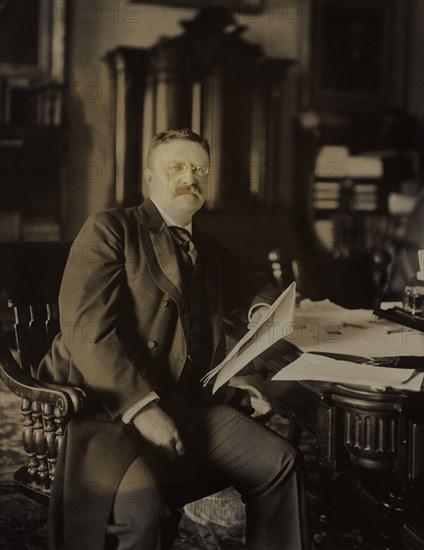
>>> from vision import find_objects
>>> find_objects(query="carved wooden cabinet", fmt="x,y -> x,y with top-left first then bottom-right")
105,8 -> 292,210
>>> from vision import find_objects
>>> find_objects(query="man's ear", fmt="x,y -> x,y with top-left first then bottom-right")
144,168 -> 153,188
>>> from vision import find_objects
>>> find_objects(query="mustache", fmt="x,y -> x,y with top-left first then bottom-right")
175,183 -> 202,196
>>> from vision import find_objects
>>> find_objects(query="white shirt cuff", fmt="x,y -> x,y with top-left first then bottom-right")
121,391 -> 160,424
247,303 -> 271,323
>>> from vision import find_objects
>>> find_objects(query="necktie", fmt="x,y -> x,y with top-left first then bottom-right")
169,226 -> 198,267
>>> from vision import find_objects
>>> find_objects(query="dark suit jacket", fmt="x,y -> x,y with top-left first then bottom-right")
38,199 -> 278,549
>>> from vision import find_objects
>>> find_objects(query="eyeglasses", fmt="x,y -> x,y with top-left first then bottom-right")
167,161 -> 210,177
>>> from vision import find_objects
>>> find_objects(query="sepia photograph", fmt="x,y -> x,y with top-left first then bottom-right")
1,1 -> 423,549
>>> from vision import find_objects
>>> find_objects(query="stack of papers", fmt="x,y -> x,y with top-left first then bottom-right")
274,299 -> 424,391
293,299 -> 423,358
202,293 -> 424,393
272,352 -> 423,392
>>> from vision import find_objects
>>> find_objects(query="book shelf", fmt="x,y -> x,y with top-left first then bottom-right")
0,0 -> 66,242
312,147 -> 419,256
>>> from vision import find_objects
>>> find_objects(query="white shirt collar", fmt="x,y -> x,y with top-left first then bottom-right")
150,199 -> 192,235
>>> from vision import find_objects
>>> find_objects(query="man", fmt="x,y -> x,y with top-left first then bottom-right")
38,129 -> 310,550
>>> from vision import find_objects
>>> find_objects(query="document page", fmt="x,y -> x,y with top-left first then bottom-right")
202,281 -> 297,393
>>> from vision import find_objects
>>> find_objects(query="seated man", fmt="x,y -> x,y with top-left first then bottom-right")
38,129 -> 310,550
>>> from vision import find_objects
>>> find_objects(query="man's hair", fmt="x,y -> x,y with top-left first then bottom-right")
146,128 -> 210,168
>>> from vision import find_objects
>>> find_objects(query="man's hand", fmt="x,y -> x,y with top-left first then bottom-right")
247,305 -> 270,330
132,402 -> 186,457
229,376 -> 272,418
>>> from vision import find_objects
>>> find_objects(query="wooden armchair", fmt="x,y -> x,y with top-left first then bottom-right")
0,242 -> 86,506
0,241 -> 285,512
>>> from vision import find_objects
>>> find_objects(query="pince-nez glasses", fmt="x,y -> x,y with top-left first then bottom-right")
167,161 -> 210,177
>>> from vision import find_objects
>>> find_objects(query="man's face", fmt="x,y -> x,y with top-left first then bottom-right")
144,139 -> 210,220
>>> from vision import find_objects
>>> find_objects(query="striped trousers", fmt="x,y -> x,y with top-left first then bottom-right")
106,399 -> 310,550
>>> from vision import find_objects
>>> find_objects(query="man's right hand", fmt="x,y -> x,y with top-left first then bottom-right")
132,402 -> 186,457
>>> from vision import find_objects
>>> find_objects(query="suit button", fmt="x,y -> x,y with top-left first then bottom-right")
147,340 -> 158,349
162,299 -> 170,308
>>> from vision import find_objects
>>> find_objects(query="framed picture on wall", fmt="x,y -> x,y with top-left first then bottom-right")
309,0 -> 406,109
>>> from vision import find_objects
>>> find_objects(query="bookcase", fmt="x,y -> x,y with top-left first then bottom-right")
0,0 -> 66,241
105,8 -> 293,211
293,110 -> 422,262
312,146 -> 420,255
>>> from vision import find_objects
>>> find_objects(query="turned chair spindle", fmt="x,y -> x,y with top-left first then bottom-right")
0,243 -> 85,505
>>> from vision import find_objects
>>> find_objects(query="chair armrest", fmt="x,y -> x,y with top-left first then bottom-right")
0,342 -> 85,419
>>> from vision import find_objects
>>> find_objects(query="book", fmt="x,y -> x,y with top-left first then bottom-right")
313,199 -> 340,210
354,183 -> 378,193
314,181 -> 341,191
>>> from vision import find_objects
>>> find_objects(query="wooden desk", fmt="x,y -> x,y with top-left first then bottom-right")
250,339 -> 424,550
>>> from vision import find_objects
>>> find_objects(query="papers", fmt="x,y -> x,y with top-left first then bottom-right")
272,299 -> 424,392
315,146 -> 349,178
347,156 -> 383,178
315,146 -> 383,178
203,292 -> 424,394
202,282 -> 297,393
293,300 -> 424,357
272,352 -> 424,392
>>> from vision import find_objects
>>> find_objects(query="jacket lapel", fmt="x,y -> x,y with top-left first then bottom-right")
137,200 -> 184,307
137,200 -> 223,363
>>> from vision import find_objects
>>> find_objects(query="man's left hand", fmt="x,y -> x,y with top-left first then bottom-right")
228,376 -> 272,418
247,305 -> 270,330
